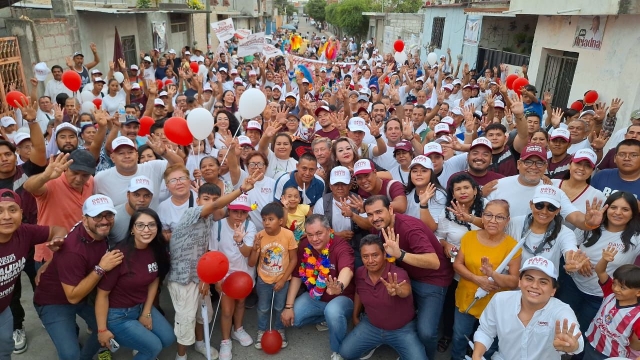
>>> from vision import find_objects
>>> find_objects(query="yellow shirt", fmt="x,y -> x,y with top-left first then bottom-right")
257,228 -> 298,284
286,204 -> 309,241
455,230 -> 521,318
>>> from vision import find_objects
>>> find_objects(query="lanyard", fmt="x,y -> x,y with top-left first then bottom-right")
520,214 -> 556,255
397,167 -> 406,184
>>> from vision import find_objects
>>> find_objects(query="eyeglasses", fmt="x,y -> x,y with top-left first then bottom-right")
533,202 -> 559,212
482,212 -> 509,223
286,118 -> 298,123
522,159 -> 546,168
248,162 -> 265,169
214,105 -> 224,109
615,152 -> 640,160
167,176 -> 189,185
134,222 -> 158,231
91,213 -> 115,222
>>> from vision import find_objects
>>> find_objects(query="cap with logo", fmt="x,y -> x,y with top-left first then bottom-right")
228,194 -> 252,212
330,166 -> 352,185
0,189 -> 21,207
470,137 -> 492,151
73,51 -> 84,58
424,143 -> 443,157
549,128 -> 570,142
131,83 -> 141,90
348,117 -> 367,132
409,155 -> 434,170
452,79 -> 462,86
128,175 -> 154,194
219,67 -> 228,73
443,84 -> 454,92
357,95 -> 369,103
394,140 -> 413,153
203,83 -> 213,92
56,123 -> 79,135
532,184 -> 562,208
451,107 -> 464,116
314,106 -> 331,116
159,91 -> 169,97
285,92 -> 297,99
93,77 -> 106,84
246,120 -> 262,132
111,136 -> 136,151
13,132 -> 30,146
130,65 -> 139,71
520,144 -> 546,161
353,159 -> 375,176
91,69 -> 102,75
123,115 -> 140,125
494,100 -> 505,109
68,149 -> 97,176
230,68 -> 238,74
83,194 -> 117,217
434,123 -> 450,134
0,117 -> 16,128
233,77 -> 243,84
520,256 -> 558,280
154,99 -> 165,107
237,135 -> 252,147
434,135 -> 452,144
572,148 -> 597,168
248,70 -> 257,76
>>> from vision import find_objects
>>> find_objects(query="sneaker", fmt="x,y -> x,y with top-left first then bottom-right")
12,329 -> 27,354
231,326 -> 253,346
316,321 -> 329,331
195,341 -> 219,359
278,329 -> 288,348
219,339 -> 232,360
331,352 -> 344,360
175,354 -> 187,360
254,330 -> 265,349
97,349 -> 112,360
359,346 -> 379,360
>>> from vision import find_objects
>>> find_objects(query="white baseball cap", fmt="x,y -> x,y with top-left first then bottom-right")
347,117 -> 367,132
168,49 -> 176,54
424,142 -> 443,157
434,135 -> 452,144
248,70 -> 257,76
130,64 -> 139,71
330,166 -> 351,185
154,99 -> 165,107
434,123 -> 450,134
550,128 -> 570,142
82,195 -> 117,217
494,100 -> 505,109
128,175 -> 154,194
353,159 -> 375,176
520,256 -> 558,280
246,121 -> 262,132
111,136 -> 136,151
131,83 -> 141,90
233,77 -> 243,84
441,116 -> 455,126
55,122 -> 79,135
531,185 -> 562,208
443,84 -> 454,92
0,117 -> 16,128
228,194 -> 251,212
451,107 -> 464,116
13,132 -> 30,146
452,79 -> 462,86
143,56 -> 152,62
409,155 -> 434,170
470,137 -> 492,151
184,51 -> 191,55
572,149 -> 597,168
158,91 -> 169,97
203,83 -> 213,92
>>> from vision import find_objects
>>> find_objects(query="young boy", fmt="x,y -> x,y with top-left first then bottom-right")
250,202 -> 298,349
281,185 -> 312,241
168,171 -> 260,360
584,246 -> 640,359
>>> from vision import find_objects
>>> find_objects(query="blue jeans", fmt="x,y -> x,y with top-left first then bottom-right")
339,315 -> 427,360
0,307 -> 14,359
293,293 -> 353,352
451,308 -> 498,360
256,277 -> 289,331
107,304 -> 175,360
35,302 -> 101,360
411,280 -> 447,360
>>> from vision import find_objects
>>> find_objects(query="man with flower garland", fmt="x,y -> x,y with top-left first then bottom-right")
281,214 -> 355,360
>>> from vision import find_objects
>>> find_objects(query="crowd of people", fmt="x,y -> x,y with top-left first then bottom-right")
0,26 -> 638,360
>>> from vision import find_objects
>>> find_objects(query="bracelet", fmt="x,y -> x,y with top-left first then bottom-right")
584,220 -> 600,230
235,240 -> 244,247
374,134 -> 382,139
144,313 -> 151,318
420,203 -> 429,209
465,131 -> 474,136
97,329 -> 109,333
94,265 -> 105,277
284,306 -> 293,309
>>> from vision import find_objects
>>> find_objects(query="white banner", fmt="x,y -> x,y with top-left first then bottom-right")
238,32 -> 265,57
463,16 -> 482,46
573,16 -> 605,51
211,19 -> 235,42
263,44 -> 283,60
234,29 -> 252,40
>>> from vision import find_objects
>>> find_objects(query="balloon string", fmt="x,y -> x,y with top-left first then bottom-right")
219,125 -> 242,166
208,296 -> 222,340
269,290 -> 275,332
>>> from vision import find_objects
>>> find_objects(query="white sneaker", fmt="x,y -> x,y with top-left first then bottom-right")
175,354 -> 187,360
254,330 -> 265,349
331,352 -> 344,360
231,326 -> 253,346
278,329 -> 288,348
13,329 -> 27,354
195,341 -> 219,359
219,339 -> 232,360
359,346 -> 379,360
316,321 -> 329,331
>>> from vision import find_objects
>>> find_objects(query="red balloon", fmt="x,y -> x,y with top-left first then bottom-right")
505,74 -> 519,90
156,79 -> 164,90
61,70 -> 82,92
512,77 -> 529,96
5,91 -> 27,108
583,90 -> 598,104
197,251 -> 229,284
139,116 -> 155,136
92,98 -> 102,109
164,116 -> 193,146
261,330 -> 282,354
393,40 -> 404,53
222,271 -> 253,300
189,62 -> 199,73
570,101 -> 584,112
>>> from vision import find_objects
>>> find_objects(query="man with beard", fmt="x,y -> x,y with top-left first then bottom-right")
34,195 -> 123,360
450,137 -> 503,187
44,65 -> 73,99
363,195 -> 452,360
314,106 -> 340,140
47,111 -> 106,160
354,159 -> 407,213
346,117 -> 386,160
274,153 -> 324,206
109,175 -> 154,245
546,128 -> 572,179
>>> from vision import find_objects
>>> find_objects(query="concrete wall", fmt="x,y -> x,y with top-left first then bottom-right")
528,14 -> 640,133
421,7 -> 478,69
479,15 -> 537,54
381,13 -> 423,55
509,0 -> 623,16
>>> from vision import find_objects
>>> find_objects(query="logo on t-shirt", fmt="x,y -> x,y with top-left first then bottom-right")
148,262 -> 158,273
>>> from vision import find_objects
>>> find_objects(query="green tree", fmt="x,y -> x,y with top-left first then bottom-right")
304,0 -> 326,22
274,0 -> 296,16
326,0 -> 371,38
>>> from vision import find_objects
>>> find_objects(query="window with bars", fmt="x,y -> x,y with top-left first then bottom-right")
170,23 -> 188,33
431,17 -> 445,49
121,35 -> 137,69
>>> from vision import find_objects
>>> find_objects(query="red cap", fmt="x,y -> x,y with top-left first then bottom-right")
520,144 -> 546,161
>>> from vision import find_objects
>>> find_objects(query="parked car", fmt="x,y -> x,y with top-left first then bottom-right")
310,19 -> 316,25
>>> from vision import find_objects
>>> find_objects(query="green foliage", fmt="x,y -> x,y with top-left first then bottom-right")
378,0 -> 422,13
304,0 -> 326,23
136,0 -> 152,8
186,0 -> 204,10
325,0 -> 371,37
274,0 -> 296,16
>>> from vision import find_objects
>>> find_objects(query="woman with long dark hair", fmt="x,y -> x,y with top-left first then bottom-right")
95,209 -> 174,359
220,90 -> 237,113
214,110 -> 240,149
557,191 -> 640,333
404,155 -> 447,231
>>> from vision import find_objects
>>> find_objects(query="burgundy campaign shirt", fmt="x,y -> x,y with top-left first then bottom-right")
294,236 -> 355,302
357,178 -> 406,200
34,222 -> 108,305
449,170 -> 504,187
355,262 -> 414,330
98,246 -> 158,308
490,144 -> 519,177
546,154 -> 572,179
0,224 -> 50,312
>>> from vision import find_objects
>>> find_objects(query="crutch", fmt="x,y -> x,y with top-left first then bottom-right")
202,295 -> 221,360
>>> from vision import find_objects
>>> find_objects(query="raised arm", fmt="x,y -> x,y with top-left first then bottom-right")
510,94 -> 529,154
85,43 -> 100,70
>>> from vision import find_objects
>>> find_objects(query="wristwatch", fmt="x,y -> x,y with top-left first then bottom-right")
337,281 -> 344,294
398,250 -> 406,262
94,265 -> 105,277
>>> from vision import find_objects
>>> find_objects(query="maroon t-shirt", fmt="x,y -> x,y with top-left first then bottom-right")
34,223 -> 108,305
315,128 -> 341,141
449,170 -> 504,187
355,262 -> 414,330
0,224 -> 50,312
597,148 -> 616,170
372,213 -> 453,287
98,247 -> 158,308
358,179 -> 406,200
491,144 -> 519,177
294,236 -> 355,302
547,154 -> 572,179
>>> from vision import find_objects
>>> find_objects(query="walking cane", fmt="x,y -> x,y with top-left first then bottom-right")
464,335 -> 486,360
201,295 -> 221,360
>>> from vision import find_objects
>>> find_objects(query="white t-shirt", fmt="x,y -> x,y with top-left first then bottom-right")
93,160 -> 168,210
266,150 -> 297,179
101,92 -> 127,116
504,215 -> 578,270
44,79 -> 73,99
389,165 -> 409,186
572,229 -> 640,296
487,176 -> 578,218
372,145 -> 396,170
158,197 -> 191,232
567,138 -> 591,155
313,196 -> 353,233
551,179 -> 606,230
246,176 -> 276,231
405,188 -> 447,223
210,218 -> 257,284
221,169 -> 247,190
437,153 -> 468,187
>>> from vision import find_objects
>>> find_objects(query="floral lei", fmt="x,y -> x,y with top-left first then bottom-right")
299,230 -> 334,300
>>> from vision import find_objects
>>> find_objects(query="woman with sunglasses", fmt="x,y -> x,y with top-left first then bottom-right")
451,199 -> 521,360
557,191 -> 640,334
95,209 -> 174,359
435,173 -> 485,353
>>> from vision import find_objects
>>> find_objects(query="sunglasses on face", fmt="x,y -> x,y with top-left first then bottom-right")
534,202 -> 558,212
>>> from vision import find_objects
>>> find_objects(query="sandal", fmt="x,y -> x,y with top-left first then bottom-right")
437,336 -> 452,352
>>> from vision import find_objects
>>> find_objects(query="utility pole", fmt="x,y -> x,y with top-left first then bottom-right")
206,0 -> 211,51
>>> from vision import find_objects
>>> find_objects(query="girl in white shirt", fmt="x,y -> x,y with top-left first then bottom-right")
101,79 -> 129,116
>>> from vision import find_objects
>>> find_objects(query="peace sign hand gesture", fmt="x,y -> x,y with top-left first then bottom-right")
325,275 -> 342,296
379,272 -> 406,297
381,226 -> 401,258
553,319 -> 581,353
233,223 -> 247,245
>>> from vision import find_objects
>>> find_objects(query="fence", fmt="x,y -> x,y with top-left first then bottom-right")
0,37 -> 27,113
540,53 -> 578,108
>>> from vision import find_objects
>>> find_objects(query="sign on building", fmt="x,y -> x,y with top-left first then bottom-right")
573,16 -> 605,51
463,16 -> 482,46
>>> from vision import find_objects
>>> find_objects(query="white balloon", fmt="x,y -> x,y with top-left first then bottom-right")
81,102 -> 95,114
113,72 -> 124,83
198,64 -> 208,78
394,51 -> 407,65
427,52 -> 438,66
238,88 -> 267,119
80,91 -> 94,103
187,108 -> 214,140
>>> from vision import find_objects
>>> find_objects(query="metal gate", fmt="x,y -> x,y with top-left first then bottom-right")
0,37 -> 26,113
540,52 -> 578,109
